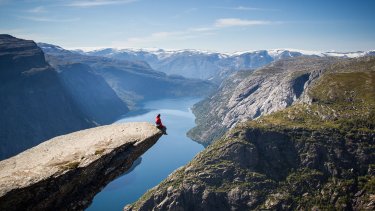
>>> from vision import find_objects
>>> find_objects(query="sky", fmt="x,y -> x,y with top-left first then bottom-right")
0,0 -> 375,52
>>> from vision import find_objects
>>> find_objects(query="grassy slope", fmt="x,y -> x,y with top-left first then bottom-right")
242,62 -> 375,209
129,57 -> 375,210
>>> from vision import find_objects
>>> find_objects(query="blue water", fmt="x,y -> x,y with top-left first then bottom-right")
86,97 -> 204,211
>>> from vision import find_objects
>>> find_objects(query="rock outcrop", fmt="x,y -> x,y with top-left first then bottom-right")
188,57 -> 340,145
125,57 -> 375,210
0,122 -> 163,211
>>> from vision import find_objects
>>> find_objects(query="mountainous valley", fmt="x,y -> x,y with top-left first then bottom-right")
125,57 -> 375,210
1,0 -> 374,210
0,35 -> 214,160
1,34 -> 374,211
39,43 -> 215,109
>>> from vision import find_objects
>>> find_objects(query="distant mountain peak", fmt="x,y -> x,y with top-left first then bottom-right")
38,41 -> 375,82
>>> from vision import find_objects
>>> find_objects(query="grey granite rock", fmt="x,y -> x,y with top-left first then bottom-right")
188,57 -> 339,145
125,57 -> 375,211
0,122 -> 163,211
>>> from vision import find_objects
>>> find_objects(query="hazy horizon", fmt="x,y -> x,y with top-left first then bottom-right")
1,0 -> 375,52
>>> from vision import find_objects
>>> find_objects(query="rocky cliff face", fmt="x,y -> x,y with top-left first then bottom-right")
0,122 -> 163,211
0,35 -> 94,160
188,57 -> 340,145
125,57 -> 375,210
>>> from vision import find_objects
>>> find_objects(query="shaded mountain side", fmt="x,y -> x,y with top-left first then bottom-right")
39,43 -> 216,109
125,59 -> 375,211
0,35 -> 93,160
0,35 -> 46,81
91,63 -> 214,103
57,63 -> 129,124
188,57 -> 343,145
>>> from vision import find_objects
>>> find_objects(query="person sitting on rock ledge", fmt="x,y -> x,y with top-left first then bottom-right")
155,114 -> 167,135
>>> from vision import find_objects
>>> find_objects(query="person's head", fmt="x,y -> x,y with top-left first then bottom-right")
157,114 -> 160,117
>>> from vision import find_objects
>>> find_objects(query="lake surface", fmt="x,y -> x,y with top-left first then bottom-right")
86,97 -> 204,211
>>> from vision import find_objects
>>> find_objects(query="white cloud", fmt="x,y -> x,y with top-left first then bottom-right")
18,16 -> 80,22
189,27 -> 216,32
126,30 -> 189,44
234,6 -> 262,11
28,6 -> 47,13
118,18 -> 278,46
212,6 -> 279,12
173,7 -> 198,19
214,18 -> 272,27
119,27 -> 217,47
66,0 -> 138,7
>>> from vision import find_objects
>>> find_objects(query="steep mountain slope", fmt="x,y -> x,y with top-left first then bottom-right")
188,57 -> 340,145
57,63 -> 129,124
39,43 -> 215,109
0,35 -> 94,159
125,57 -> 375,211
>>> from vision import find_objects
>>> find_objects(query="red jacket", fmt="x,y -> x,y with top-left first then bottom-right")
155,116 -> 163,127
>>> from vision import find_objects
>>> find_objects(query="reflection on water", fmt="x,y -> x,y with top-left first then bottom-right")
86,98 -> 204,211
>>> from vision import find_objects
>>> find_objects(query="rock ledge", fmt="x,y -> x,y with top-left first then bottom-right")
0,122 -> 163,210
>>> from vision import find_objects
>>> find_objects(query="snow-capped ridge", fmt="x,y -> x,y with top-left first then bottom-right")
38,42 -> 375,82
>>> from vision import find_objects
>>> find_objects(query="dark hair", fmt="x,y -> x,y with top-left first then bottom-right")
157,114 -> 160,117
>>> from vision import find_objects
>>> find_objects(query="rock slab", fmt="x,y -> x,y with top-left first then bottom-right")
0,122 -> 163,211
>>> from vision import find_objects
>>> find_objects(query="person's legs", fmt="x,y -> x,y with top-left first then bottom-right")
156,125 -> 167,135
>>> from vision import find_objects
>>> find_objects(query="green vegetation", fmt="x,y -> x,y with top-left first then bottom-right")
127,58 -> 375,210
246,71 -> 375,133
247,67 -> 375,210
129,166 -> 186,210
359,175 -> 375,193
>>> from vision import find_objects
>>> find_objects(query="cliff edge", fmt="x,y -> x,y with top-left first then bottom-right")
125,58 -> 374,210
0,122 -> 163,210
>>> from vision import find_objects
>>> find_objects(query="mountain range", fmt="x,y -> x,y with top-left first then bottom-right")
78,47 -> 375,82
38,43 -> 215,109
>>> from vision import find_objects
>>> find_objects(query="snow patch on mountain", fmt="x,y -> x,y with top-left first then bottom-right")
43,43 -> 375,81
